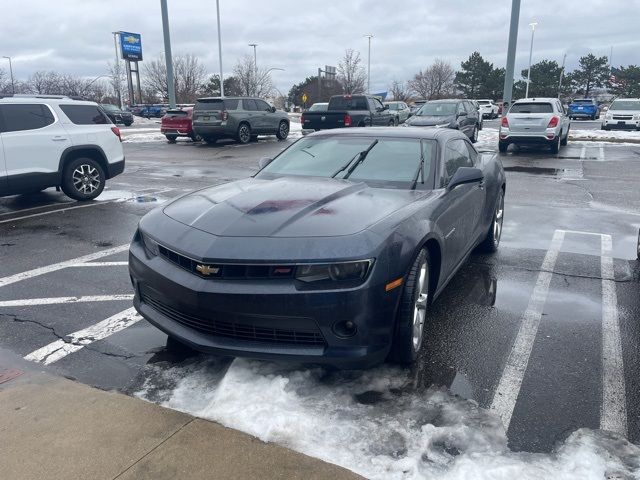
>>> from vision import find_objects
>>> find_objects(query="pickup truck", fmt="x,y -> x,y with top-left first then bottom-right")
301,95 -> 395,131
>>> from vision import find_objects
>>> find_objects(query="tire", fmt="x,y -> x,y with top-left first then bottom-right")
237,123 -> 251,144
601,125 -> 609,131
165,135 -> 177,143
479,188 -> 504,253
124,122 -> 132,127
276,120 -> 289,140
470,125 -> 478,143
61,157 -> 105,201
204,137 -> 218,144
388,119 -> 395,126
550,134 -> 561,154
498,141 -> 508,153
165,336 -> 196,355
189,133 -> 202,142
394,117 -> 400,126
388,248 -> 431,365
561,127 -> 569,146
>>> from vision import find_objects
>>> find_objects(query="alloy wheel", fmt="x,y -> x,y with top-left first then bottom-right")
279,122 -> 289,137
493,191 -> 504,244
239,125 -> 250,143
412,262 -> 429,350
72,164 -> 101,195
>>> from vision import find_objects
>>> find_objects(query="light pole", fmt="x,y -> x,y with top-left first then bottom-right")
364,34 -> 373,94
1,56 -> 14,94
248,43 -> 258,96
216,0 -> 224,97
525,21 -> 537,99
558,53 -> 567,98
502,0 -> 521,109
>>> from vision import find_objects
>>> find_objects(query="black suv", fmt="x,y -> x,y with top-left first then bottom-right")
100,104 -> 134,126
192,97 -> 290,144
404,99 -> 481,143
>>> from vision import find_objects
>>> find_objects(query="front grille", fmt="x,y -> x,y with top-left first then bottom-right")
613,115 -> 633,120
158,245 -> 295,279
141,291 -> 326,347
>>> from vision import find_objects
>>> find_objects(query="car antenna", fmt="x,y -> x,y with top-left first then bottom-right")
410,142 -> 426,190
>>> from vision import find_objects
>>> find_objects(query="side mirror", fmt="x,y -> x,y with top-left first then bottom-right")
383,105 -> 389,110
457,111 -> 468,117
270,106 -> 276,113
258,157 -> 272,169
448,167 -> 483,190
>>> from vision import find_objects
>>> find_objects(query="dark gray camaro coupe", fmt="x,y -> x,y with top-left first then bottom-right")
129,127 -> 505,368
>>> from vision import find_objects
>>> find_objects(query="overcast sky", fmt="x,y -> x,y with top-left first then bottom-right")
1,0 -> 638,94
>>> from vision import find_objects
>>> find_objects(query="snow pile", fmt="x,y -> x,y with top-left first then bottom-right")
476,128 -> 499,151
135,357 -> 640,480
569,129 -> 640,143
121,131 -> 167,143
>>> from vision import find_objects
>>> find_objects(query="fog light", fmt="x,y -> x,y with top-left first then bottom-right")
333,320 -> 358,338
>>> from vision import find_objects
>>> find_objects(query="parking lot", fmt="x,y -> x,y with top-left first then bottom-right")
1,124 -> 639,476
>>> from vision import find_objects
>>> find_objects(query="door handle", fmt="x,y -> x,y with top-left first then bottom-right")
478,180 -> 485,189
52,136 -> 68,141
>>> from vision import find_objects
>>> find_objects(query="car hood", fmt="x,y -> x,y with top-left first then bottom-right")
406,115 -> 454,126
162,176 -> 428,237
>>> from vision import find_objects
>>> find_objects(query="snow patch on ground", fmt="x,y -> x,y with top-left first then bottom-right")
134,357 -> 640,480
121,132 -> 167,143
569,129 -> 640,143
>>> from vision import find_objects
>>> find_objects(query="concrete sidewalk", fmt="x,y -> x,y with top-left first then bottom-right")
0,356 -> 363,480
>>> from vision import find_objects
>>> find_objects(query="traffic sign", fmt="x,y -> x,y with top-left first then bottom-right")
302,93 -> 308,103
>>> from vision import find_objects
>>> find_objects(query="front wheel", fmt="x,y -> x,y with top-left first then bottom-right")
388,249 -> 431,365
276,120 -> 289,140
470,125 -> 478,143
237,123 -> 251,144
61,158 -> 105,201
165,135 -> 177,143
479,188 -> 504,253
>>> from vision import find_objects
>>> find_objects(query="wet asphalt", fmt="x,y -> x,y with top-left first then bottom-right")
0,127 -> 639,455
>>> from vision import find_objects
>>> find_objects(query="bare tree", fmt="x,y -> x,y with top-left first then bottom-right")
143,54 -> 207,103
337,49 -> 366,94
408,59 -> 455,100
28,71 -> 63,94
107,61 -> 126,106
389,80 -> 411,101
233,55 -> 274,97
0,68 -> 8,94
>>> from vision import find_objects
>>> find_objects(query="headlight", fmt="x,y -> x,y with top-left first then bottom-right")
295,260 -> 373,283
140,231 -> 159,256
633,114 -> 640,120
606,113 -> 613,119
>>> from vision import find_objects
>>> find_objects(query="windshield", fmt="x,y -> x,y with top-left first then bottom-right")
572,99 -> 594,104
609,100 -> 640,111
308,103 -> 328,112
100,104 -> 119,112
509,102 -> 553,114
417,102 -> 457,116
478,100 -> 491,105
257,136 -> 435,187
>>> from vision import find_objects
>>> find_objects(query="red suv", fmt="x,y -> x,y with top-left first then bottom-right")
161,107 -> 199,143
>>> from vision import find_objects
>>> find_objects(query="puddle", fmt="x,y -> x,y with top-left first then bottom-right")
504,166 -> 582,179
133,357 -> 640,479
135,195 -> 158,203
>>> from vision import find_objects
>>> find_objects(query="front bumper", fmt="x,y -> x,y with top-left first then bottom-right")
128,241 -> 399,368
601,118 -> 639,129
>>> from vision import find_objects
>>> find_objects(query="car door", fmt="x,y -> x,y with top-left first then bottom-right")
455,102 -> 470,136
369,97 -> 387,126
556,100 -> 570,134
255,99 -> 277,133
0,103 -> 70,192
435,139 -> 486,275
242,99 -> 262,133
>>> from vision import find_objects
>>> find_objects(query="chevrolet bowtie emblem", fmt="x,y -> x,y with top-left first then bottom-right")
196,264 -> 219,276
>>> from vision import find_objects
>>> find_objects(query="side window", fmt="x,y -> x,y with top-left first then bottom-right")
223,99 -> 239,110
367,98 -> 377,111
374,98 -> 384,111
457,102 -> 466,114
59,104 -> 108,125
255,99 -> 272,112
0,104 -> 55,132
464,141 -> 478,165
243,99 -> 258,111
443,139 -> 473,186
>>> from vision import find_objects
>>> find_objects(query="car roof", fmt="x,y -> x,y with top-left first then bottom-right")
427,98 -> 463,103
513,97 -> 559,103
308,126 -> 468,143
0,95 -> 98,106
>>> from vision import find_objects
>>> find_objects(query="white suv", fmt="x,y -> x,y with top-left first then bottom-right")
601,98 -> 640,131
0,95 -> 125,200
476,99 -> 499,119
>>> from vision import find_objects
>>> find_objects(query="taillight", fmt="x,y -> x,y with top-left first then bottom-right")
547,116 -> 559,128
344,114 -> 352,127
220,110 -> 228,121
501,117 -> 509,128
111,126 -> 122,142
301,114 -> 305,124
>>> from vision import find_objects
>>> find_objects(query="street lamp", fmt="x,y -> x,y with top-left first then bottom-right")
364,34 -> 373,94
525,21 -> 537,99
2,56 -> 15,95
248,43 -> 258,70
216,0 -> 224,97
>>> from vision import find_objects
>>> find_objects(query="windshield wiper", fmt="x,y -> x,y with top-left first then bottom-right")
410,143 -> 426,190
330,140 -> 378,179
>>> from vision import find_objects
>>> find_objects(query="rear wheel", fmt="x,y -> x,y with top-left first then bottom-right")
470,125 -> 478,143
237,123 -> 251,144
479,189 -> 504,253
498,141 -> 508,153
61,158 -> 105,201
388,249 -> 431,365
561,127 -> 569,146
189,133 -> 202,142
165,135 -> 177,143
276,120 -> 289,140
550,134 -> 561,154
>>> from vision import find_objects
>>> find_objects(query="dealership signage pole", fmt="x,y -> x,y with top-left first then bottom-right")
160,0 -> 176,108
502,0 -> 521,110
116,31 -> 143,106
216,0 -> 225,97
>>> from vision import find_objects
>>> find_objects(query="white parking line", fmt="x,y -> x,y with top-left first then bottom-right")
69,261 -> 129,267
490,229 -> 564,429
0,198 -> 127,224
0,201 -> 75,217
600,235 -> 627,436
580,145 -> 587,160
0,294 -> 133,307
599,145 -> 605,162
0,244 -> 128,288
24,307 -> 141,365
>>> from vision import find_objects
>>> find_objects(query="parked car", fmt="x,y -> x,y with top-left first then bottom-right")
140,104 -> 166,118
0,95 -> 124,200
476,99 -> 499,119
499,97 -> 570,153
567,98 -> 600,120
100,103 -> 134,126
409,100 -> 427,116
129,127 -> 506,368
383,101 -> 411,124
601,98 -> 640,130
470,100 -> 483,130
301,94 -> 395,131
403,99 -> 481,143
161,107 -> 199,143
307,102 -> 328,112
192,97 -> 290,144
